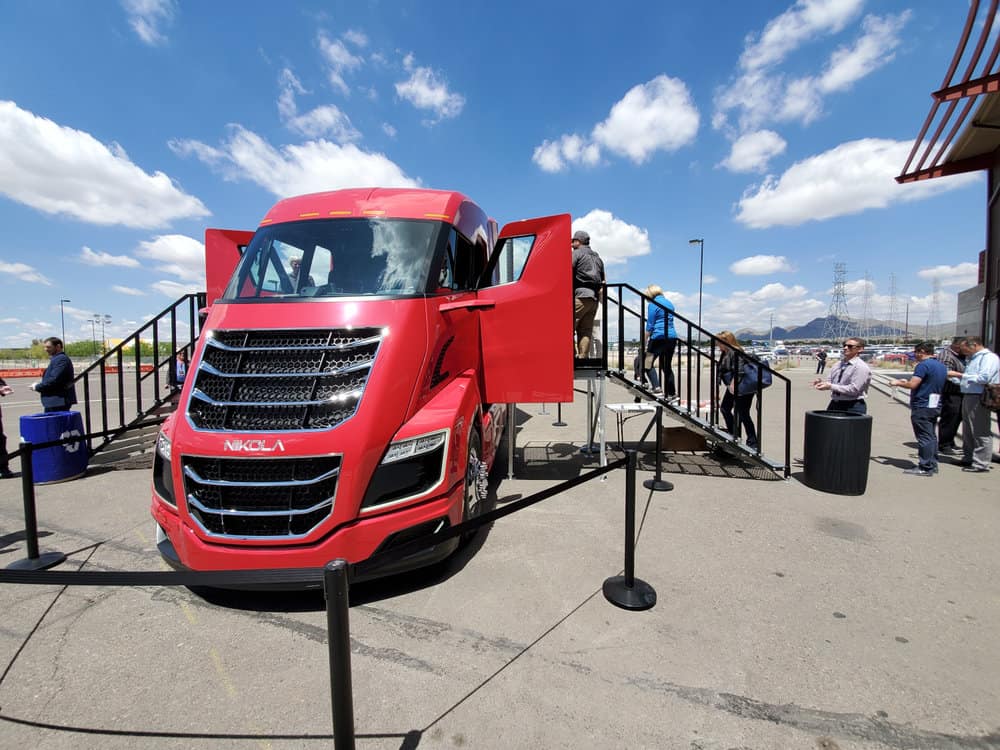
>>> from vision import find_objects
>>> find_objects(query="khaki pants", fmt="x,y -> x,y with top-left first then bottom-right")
574,297 -> 598,358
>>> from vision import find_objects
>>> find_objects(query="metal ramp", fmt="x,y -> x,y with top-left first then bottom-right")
603,370 -> 786,477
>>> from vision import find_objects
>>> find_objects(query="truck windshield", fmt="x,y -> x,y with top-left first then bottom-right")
224,218 -> 447,300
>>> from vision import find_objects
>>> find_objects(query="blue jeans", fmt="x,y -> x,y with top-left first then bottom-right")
911,407 -> 940,472
645,337 -> 676,396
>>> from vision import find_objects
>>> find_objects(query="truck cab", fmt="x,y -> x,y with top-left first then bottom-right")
152,188 -> 571,576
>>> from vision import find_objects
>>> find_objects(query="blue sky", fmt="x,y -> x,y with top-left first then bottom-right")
0,0 -> 987,347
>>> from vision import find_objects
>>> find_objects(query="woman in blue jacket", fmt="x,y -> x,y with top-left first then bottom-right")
643,284 -> 677,399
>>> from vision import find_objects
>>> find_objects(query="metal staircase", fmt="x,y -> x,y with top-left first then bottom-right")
74,293 -> 205,467
580,284 -> 791,478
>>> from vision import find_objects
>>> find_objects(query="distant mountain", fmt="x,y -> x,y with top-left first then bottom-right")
735,316 -> 955,342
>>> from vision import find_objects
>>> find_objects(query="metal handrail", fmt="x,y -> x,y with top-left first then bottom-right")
73,292 -> 206,456
602,283 -> 792,477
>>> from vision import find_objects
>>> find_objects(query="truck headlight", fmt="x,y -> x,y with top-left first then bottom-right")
153,432 -> 176,507
361,430 -> 447,510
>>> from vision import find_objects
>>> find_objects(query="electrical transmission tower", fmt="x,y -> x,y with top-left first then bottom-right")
929,278 -> 942,338
887,273 -> 898,343
822,263 -> 851,341
860,271 -> 873,341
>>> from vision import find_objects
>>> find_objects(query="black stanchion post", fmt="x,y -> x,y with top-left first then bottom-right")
553,402 -> 566,427
643,406 -> 673,492
603,450 -> 656,611
324,559 -> 356,750
7,442 -> 66,571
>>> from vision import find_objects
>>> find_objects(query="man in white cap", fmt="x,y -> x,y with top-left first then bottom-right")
571,230 -> 605,359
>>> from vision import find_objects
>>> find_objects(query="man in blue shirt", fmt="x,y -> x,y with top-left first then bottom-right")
947,336 -> 1000,473
889,341 -> 947,476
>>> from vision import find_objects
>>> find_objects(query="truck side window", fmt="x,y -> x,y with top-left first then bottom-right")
436,231 -> 457,291
483,235 -> 534,287
453,229 -> 481,290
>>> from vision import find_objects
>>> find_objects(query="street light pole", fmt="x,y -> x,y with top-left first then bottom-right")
89,319 -> 97,357
688,239 -> 704,334
59,298 -> 71,343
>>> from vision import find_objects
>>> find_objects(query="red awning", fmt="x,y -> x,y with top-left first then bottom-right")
897,0 -> 1000,183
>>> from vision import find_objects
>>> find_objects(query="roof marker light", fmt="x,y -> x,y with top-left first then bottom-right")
298,212 -> 320,218
362,209 -> 386,216
424,213 -> 450,220
328,210 -> 352,216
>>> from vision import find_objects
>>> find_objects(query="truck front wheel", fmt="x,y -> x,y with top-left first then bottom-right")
461,429 -> 488,540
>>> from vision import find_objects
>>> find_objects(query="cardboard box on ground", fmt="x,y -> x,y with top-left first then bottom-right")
660,426 -> 708,452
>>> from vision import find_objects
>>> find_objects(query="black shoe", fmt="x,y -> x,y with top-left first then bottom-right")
902,468 -> 933,476
937,446 -> 958,455
961,466 -> 989,473
0,469 -> 15,479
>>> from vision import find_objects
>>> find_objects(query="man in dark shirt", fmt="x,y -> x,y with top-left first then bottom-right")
935,339 -> 965,454
571,230 -> 605,360
30,337 -> 78,412
0,376 -> 14,478
889,341 -> 948,476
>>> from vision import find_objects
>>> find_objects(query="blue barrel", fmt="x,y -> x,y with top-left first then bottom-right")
19,411 -> 88,484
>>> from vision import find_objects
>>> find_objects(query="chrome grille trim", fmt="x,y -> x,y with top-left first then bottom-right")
199,361 -> 372,378
181,453 -> 342,539
187,327 -> 382,432
187,495 -> 333,517
183,464 -> 340,488
206,333 -> 383,352
190,388 -> 363,408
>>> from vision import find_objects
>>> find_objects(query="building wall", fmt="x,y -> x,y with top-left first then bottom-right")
987,168 -> 999,349
957,284 -> 985,337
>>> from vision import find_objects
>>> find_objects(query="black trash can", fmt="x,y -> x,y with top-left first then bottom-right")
802,410 -> 872,495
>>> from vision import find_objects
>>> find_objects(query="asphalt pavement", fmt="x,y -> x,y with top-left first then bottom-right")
0,365 -> 997,750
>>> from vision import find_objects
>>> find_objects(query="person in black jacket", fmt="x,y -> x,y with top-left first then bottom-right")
0,376 -> 14,477
168,348 -> 189,395
29,337 -> 78,412
716,331 -> 760,451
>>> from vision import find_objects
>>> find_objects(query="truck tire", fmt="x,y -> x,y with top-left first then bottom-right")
461,429 -> 486,541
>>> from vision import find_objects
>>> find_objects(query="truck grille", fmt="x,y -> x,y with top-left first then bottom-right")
188,328 -> 382,431
181,455 -> 341,538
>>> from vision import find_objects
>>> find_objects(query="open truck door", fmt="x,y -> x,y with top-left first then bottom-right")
205,229 -> 254,308
478,214 -> 573,403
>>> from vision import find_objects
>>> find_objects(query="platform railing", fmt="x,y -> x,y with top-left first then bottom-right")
601,283 -> 791,476
74,292 -> 205,456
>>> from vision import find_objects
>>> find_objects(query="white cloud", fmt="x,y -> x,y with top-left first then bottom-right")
134,234 -> 205,282
532,75 -> 698,171
571,210 -> 651,267
703,274 -> 718,285
318,31 -> 365,96
0,101 -> 209,229
151,279 -> 201,297
170,125 -> 418,198
342,29 -> 368,48
0,260 -> 51,285
395,54 -> 465,122
113,285 -> 146,296
818,13 -> 910,93
80,246 -> 141,268
121,0 -> 176,46
382,123 -> 397,138
592,75 -> 699,164
532,134 -> 601,173
749,282 -> 808,301
740,0 -> 864,72
735,138 -> 981,229
720,130 -> 787,173
715,5 -> 907,134
917,262 -> 979,288
729,255 -> 795,275
277,68 -> 360,142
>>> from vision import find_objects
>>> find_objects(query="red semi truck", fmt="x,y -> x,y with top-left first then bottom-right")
151,188 -> 572,576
